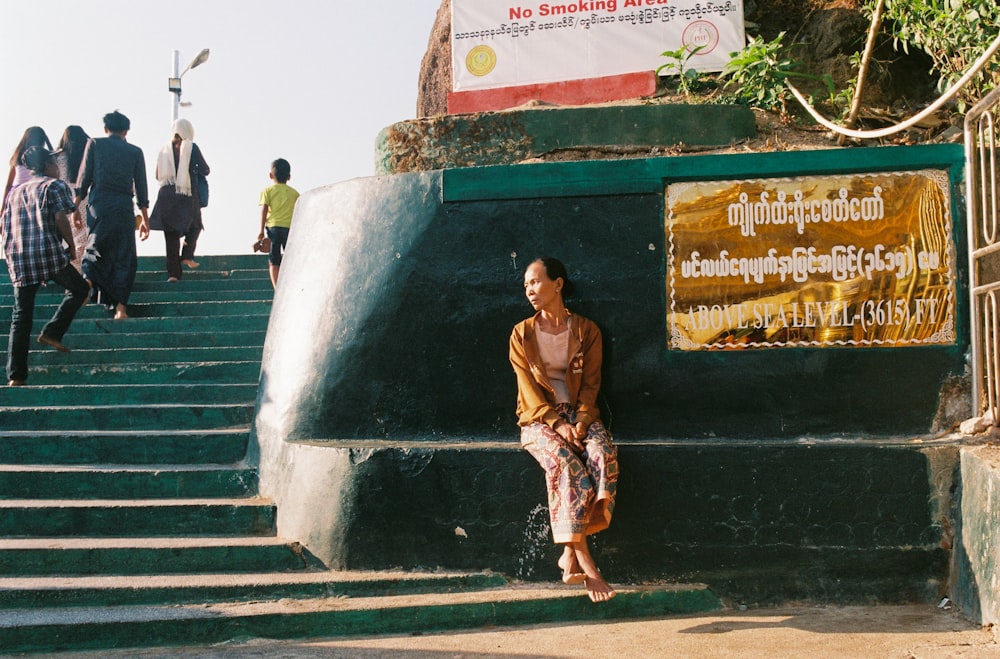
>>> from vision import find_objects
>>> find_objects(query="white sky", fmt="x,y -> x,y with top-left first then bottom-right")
0,0 -> 443,257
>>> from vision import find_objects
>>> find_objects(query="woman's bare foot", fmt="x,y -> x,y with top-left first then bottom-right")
584,574 -> 617,603
558,545 -> 586,585
572,540 -> 617,603
113,303 -> 128,320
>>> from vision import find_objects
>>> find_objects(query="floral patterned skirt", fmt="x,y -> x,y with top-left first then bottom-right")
520,407 -> 618,544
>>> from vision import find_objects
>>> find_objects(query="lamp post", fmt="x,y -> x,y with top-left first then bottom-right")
168,48 -> 210,122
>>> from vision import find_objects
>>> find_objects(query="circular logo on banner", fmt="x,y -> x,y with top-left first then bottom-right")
466,45 -> 497,77
683,21 -> 720,55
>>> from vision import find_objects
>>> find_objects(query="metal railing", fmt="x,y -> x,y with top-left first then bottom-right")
966,86 -> 1000,422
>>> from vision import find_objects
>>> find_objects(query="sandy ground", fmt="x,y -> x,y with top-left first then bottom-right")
51,603 -> 999,658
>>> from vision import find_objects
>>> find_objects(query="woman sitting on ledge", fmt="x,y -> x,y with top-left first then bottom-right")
509,256 -> 619,603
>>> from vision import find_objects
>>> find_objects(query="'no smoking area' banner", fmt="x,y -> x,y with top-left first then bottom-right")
452,0 -> 746,91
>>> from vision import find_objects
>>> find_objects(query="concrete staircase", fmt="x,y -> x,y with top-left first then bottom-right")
0,254 -> 720,653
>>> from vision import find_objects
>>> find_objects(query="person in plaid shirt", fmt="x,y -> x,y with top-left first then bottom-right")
1,146 -> 90,386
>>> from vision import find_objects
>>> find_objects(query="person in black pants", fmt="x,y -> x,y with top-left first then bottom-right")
74,110 -> 151,319
1,146 -> 90,386
149,118 -> 210,282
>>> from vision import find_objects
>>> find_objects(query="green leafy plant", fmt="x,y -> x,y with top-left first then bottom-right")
833,83 -> 856,119
721,32 -> 840,117
656,44 -> 706,96
874,0 -> 1000,112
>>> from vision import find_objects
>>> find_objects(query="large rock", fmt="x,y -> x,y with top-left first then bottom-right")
416,0 -> 452,118
751,0 -> 936,107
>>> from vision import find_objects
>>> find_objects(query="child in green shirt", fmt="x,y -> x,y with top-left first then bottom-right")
257,158 -> 299,288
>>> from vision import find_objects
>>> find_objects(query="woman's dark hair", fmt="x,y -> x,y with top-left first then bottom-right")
103,110 -> 130,133
57,125 -> 90,183
271,158 -> 291,183
9,126 -> 53,167
532,256 -> 575,299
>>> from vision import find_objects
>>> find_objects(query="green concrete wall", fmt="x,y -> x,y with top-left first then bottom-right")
257,145 -> 968,443
252,144 -> 970,601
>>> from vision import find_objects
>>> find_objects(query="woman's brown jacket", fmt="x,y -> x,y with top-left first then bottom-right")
509,311 -> 603,429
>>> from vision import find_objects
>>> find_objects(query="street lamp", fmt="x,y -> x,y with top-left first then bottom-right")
169,48 -> 210,122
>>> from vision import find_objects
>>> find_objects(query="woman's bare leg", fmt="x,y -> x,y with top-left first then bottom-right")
572,539 -> 616,603
558,544 -> 586,584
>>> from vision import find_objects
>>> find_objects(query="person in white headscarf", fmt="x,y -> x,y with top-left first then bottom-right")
149,118 -> 210,281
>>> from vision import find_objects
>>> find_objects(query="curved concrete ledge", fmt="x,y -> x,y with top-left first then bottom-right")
375,103 -> 756,174
253,429 -> 956,603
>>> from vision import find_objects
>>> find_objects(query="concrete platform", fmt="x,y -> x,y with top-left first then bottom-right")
0,581 -> 720,653
44,603 -> 998,658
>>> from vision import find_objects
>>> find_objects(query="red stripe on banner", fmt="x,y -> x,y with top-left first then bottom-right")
447,71 -> 657,115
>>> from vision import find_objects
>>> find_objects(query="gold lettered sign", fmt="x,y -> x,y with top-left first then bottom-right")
667,170 -> 956,350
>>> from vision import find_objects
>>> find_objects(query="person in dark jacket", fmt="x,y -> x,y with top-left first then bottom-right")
149,118 -> 210,281
74,110 -> 150,319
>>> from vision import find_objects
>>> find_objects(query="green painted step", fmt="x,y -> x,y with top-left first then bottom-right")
131,265 -> 270,277
131,290 -> 271,303
18,346 -> 262,366
8,361 -> 260,385
0,584 -> 722,653
0,404 -> 252,431
133,279 -> 273,292
0,290 -> 271,305
0,430 -> 248,465
131,255 -> 271,271
0,321 -> 265,345
0,570 -> 506,608
1,329 -> 265,351
4,330 -> 268,351
0,465 -> 257,500
133,263 -> 271,286
0,315 -> 270,335
0,255 -> 267,273
0,277 -> 269,295
1,384 -> 256,406
0,300 -> 271,319
0,498 -> 275,537
130,271 -> 270,285
0,537 -> 307,580
2,285 -> 271,303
